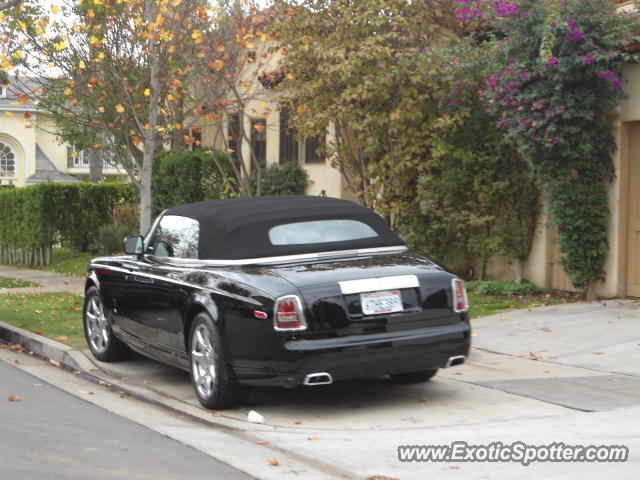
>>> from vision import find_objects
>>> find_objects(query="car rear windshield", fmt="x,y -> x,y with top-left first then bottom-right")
269,219 -> 378,246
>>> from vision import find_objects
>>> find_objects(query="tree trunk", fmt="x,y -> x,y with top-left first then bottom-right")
140,14 -> 160,235
139,170 -> 152,235
89,148 -> 103,183
585,282 -> 598,301
514,258 -> 523,283
480,260 -> 487,281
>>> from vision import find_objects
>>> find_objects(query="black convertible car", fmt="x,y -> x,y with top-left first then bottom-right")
83,196 -> 470,409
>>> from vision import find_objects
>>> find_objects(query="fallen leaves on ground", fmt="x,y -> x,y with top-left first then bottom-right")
49,359 -> 61,367
593,352 -> 605,355
8,395 -> 21,402
307,435 -> 318,441
268,458 -> 279,466
256,440 -> 269,445
368,475 -> 400,480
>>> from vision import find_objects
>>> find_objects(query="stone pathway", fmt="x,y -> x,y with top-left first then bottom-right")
0,265 -> 85,296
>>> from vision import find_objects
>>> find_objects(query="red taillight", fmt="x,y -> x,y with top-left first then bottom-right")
274,295 -> 307,331
452,279 -> 468,313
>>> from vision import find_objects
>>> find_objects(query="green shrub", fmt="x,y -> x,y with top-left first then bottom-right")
465,280 -> 546,296
259,161 -> 310,196
152,149 -> 235,215
402,105 -> 539,277
112,203 -> 139,232
96,224 -> 135,255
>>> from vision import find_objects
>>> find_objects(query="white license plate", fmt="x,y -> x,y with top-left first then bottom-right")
360,290 -> 403,315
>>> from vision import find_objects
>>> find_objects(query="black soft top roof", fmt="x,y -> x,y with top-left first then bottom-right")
164,196 -> 405,260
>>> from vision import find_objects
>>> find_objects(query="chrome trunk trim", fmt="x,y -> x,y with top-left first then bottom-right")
338,274 -> 419,295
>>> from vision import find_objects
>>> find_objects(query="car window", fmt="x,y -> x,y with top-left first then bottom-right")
269,219 -> 378,246
147,215 -> 199,259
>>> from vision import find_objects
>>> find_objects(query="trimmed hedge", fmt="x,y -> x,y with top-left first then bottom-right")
465,280 -> 546,296
0,182 -> 137,265
152,149 -> 235,216
260,161 -> 310,196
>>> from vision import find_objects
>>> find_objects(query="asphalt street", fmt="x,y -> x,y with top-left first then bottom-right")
0,359 -> 252,480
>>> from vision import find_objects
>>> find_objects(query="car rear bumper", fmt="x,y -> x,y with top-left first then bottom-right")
232,321 -> 471,387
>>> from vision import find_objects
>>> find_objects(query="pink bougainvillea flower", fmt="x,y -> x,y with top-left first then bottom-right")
547,57 -> 558,67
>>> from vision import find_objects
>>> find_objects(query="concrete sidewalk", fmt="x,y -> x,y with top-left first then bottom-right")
0,265 -> 85,296
472,299 -> 640,376
1,285 -> 639,479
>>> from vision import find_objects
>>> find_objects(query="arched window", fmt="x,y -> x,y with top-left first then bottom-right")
0,141 -> 16,178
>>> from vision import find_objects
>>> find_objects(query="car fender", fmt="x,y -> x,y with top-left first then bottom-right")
86,270 -> 101,293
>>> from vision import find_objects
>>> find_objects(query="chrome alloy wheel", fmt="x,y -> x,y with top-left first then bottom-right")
85,295 -> 109,354
191,324 -> 216,399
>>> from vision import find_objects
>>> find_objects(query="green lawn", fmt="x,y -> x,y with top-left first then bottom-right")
0,292 -> 86,349
468,291 -> 579,319
0,276 -> 40,289
1,247 -> 93,277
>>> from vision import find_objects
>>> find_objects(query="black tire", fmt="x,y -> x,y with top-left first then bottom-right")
390,369 -> 438,383
83,286 -> 129,362
189,313 -> 249,409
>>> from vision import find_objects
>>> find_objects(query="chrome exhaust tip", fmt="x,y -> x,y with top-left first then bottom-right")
303,372 -> 333,386
445,355 -> 466,368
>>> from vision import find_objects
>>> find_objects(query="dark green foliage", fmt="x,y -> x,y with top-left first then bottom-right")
152,150 -> 309,216
96,224 -> 136,255
96,203 -> 139,255
0,183 -> 136,265
547,180 -> 610,289
258,162 -> 310,196
152,149 -> 236,216
465,280 -> 545,296
403,106 -> 539,276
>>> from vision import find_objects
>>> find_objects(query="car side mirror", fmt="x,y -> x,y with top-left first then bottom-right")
123,235 -> 144,256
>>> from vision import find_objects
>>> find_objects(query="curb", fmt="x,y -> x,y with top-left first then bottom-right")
0,320 -> 94,372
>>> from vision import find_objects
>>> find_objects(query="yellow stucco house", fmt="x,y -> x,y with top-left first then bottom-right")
0,78 -> 123,188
